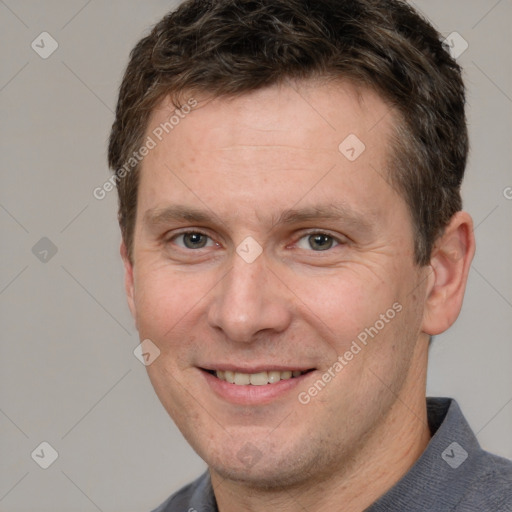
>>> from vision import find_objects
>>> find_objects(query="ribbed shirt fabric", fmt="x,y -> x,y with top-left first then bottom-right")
152,397 -> 512,511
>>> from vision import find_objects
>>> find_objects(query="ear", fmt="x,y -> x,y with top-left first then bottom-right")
120,240 -> 137,321
422,211 -> 475,335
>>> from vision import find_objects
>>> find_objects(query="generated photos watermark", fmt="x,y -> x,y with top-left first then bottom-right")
93,97 -> 198,200
298,302 -> 403,405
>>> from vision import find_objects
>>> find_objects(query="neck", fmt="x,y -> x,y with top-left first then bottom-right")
211,352 -> 431,512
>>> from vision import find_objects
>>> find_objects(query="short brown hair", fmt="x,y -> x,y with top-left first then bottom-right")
108,0 -> 467,266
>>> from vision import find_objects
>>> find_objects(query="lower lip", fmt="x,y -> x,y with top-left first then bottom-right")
201,370 -> 313,405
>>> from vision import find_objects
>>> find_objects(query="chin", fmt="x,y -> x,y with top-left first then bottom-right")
212,460 -> 309,490
205,436 -> 328,491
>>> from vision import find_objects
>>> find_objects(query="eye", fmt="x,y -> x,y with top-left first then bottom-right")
171,231 -> 216,250
296,232 -> 340,251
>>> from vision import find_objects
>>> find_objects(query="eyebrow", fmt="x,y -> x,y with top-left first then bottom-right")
274,204 -> 374,231
144,205 -> 213,227
143,203 -> 374,233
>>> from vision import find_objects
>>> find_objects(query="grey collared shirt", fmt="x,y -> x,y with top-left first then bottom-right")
152,398 -> 512,511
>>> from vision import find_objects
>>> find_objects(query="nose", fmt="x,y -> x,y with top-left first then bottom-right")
207,251 -> 293,343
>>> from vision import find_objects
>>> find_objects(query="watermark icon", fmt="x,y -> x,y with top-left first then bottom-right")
31,32 -> 58,59
339,133 -> 366,162
31,441 -> 59,469
32,237 -> 58,263
442,32 -> 468,59
298,302 -> 403,405
93,98 -> 197,200
441,441 -> 468,469
236,236 -> 263,263
134,339 -> 161,366
237,442 -> 263,468
503,186 -> 512,200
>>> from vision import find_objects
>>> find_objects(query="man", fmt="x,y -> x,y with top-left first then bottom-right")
108,0 -> 512,510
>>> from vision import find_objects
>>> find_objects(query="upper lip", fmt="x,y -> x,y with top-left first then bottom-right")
199,365 -> 315,373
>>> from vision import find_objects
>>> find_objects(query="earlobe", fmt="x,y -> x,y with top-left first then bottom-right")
120,241 -> 137,321
421,211 -> 475,335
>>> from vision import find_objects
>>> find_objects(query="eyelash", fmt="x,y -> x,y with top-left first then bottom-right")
167,229 -> 346,252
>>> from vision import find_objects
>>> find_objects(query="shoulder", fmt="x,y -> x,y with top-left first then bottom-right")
457,451 -> 512,511
150,471 -> 215,512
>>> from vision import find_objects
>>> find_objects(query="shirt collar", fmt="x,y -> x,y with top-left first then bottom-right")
366,397 -> 484,511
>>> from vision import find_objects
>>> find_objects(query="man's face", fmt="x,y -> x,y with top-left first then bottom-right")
125,81 -> 430,486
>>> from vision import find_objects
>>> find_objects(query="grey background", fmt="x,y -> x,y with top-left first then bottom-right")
0,1 -> 511,511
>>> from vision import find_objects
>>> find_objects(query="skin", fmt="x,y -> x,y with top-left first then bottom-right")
121,80 -> 475,512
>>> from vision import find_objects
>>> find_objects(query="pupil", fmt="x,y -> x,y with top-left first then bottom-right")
310,234 -> 332,251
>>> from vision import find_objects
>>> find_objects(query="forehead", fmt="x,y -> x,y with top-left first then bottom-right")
137,80 -> 403,228
147,79 -> 394,151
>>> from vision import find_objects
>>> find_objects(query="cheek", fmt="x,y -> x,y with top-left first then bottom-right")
132,264 -> 209,346
289,266 -> 396,344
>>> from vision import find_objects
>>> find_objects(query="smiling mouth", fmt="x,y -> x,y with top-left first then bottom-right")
204,369 -> 314,386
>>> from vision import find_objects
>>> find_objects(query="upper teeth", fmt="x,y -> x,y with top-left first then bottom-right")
216,370 -> 304,385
